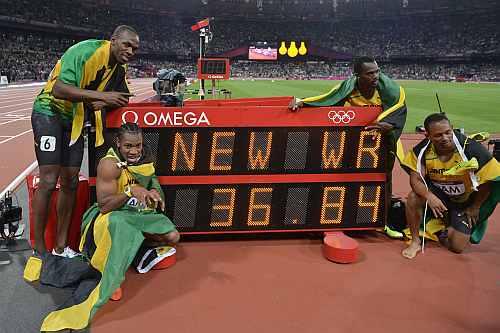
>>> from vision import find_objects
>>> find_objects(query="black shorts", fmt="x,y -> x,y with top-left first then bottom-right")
428,182 -> 473,235
31,112 -> 84,167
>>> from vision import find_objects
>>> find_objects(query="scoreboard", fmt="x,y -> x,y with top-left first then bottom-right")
197,58 -> 230,80
89,97 -> 388,234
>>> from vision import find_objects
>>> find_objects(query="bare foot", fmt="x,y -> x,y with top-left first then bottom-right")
402,241 -> 421,259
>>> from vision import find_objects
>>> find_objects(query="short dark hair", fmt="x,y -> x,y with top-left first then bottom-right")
353,56 -> 376,75
117,122 -> 142,140
424,113 -> 450,132
112,25 -> 138,38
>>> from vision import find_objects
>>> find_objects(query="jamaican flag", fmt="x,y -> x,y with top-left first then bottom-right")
301,72 -> 407,166
40,148 -> 177,331
400,131 -> 500,243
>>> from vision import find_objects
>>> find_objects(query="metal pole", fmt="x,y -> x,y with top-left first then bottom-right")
199,33 -> 205,100
436,93 -> 443,114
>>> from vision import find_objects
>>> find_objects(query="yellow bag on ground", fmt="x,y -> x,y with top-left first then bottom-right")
24,256 -> 42,282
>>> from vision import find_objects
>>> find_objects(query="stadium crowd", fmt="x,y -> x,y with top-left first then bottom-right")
0,0 -> 499,82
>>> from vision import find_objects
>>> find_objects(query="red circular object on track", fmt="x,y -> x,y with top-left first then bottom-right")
152,253 -> 177,270
322,232 -> 359,264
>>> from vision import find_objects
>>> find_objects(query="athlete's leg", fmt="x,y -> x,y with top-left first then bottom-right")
402,191 -> 426,259
446,209 -> 471,254
54,166 -> 80,253
54,128 -> 84,253
31,112 -> 63,254
143,230 -> 180,247
32,165 -> 60,254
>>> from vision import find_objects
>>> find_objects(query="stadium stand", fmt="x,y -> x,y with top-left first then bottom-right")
0,0 -> 499,82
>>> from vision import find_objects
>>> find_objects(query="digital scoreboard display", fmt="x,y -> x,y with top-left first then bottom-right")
197,58 -> 230,80
249,46 -> 278,60
89,97 -> 387,234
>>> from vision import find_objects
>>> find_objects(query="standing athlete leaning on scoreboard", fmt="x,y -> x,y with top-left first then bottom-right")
30,25 -> 139,257
289,56 -> 408,237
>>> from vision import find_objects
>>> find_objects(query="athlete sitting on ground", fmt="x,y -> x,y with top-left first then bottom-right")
401,113 -> 500,259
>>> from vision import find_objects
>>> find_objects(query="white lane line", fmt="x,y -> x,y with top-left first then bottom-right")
0,91 -> 39,97
0,101 -> 33,109
0,81 -> 45,88
0,160 -> 38,198
0,114 -> 27,118
130,87 -> 153,94
0,107 -> 32,116
0,117 -> 31,126
134,91 -> 155,97
0,129 -> 33,144
0,82 -> 154,118
0,96 -> 37,103
131,92 -> 155,102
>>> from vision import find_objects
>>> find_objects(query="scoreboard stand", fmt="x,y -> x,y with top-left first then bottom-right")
89,97 -> 389,263
197,58 -> 231,100
323,232 -> 359,263
191,18 -> 231,100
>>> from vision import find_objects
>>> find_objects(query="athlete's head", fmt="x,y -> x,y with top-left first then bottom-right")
353,56 -> 379,89
110,25 -> 139,64
424,113 -> 455,154
116,122 -> 143,164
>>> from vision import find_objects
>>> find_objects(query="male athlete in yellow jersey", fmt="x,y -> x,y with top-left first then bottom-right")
289,56 -> 406,137
31,25 -> 139,256
38,123 -> 179,331
289,56 -> 408,237
401,113 -> 500,259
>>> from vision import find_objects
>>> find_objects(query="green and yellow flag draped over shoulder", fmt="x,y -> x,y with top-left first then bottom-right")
33,40 -> 130,147
301,73 -> 407,164
400,132 -> 500,243
40,148 -> 176,332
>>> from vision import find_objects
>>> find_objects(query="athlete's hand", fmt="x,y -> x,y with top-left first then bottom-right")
464,205 -> 480,227
99,92 -> 133,108
131,185 -> 150,207
147,189 -> 165,211
425,192 -> 448,219
288,97 -> 304,112
89,101 -> 107,111
365,121 -> 394,138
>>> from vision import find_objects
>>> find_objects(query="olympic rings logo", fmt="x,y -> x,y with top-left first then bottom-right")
122,110 -> 139,124
327,110 -> 356,124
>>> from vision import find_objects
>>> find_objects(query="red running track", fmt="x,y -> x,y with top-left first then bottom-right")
1,80 -> 499,333
0,79 -> 156,192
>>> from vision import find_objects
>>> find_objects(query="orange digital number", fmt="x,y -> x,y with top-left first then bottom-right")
210,188 -> 236,227
320,186 -> 345,224
356,131 -> 381,168
209,131 -> 235,171
358,185 -> 381,223
248,131 -> 273,170
248,187 -> 273,226
321,131 -> 346,169
171,132 -> 198,171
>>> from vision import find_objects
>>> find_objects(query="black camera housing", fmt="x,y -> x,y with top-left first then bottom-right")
0,194 -> 22,240
488,139 -> 500,160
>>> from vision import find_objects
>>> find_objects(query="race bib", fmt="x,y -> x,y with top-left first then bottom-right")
40,136 -> 56,152
432,182 -> 466,196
